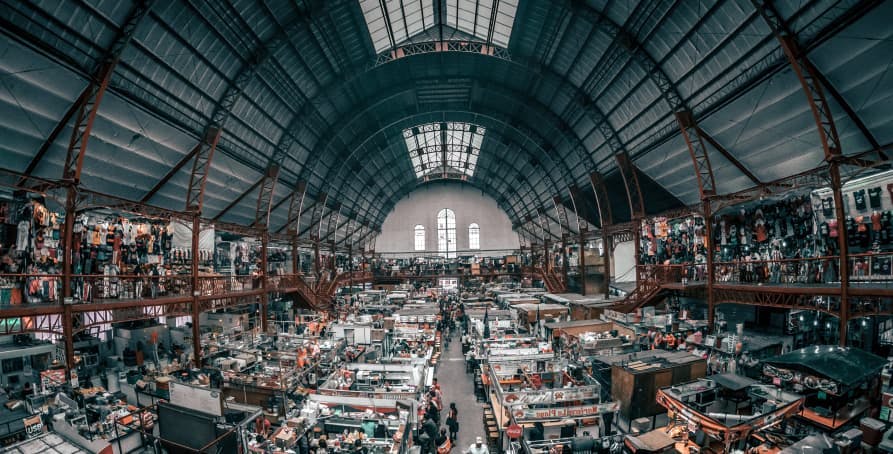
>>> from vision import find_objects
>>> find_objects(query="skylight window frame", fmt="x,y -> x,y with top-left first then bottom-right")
359,0 -> 517,53
403,121 -> 485,179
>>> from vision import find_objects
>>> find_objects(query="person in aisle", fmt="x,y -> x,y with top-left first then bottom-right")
465,436 -> 489,454
421,415 -> 438,454
254,415 -> 271,437
435,428 -> 448,450
446,402 -> 459,441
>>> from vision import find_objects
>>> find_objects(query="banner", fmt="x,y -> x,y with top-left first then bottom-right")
489,347 -> 540,356
503,385 -> 601,406
511,401 -> 619,421
489,358 -> 563,375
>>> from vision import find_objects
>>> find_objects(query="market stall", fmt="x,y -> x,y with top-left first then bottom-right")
763,346 -> 886,433
656,377 -> 804,452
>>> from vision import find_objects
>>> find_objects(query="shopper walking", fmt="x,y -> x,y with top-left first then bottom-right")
465,437 -> 489,454
446,402 -> 459,441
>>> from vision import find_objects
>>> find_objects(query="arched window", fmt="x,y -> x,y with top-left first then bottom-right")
414,225 -> 425,251
437,209 -> 457,258
469,223 -> 480,249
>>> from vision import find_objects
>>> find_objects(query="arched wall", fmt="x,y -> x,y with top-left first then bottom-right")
376,181 -> 519,254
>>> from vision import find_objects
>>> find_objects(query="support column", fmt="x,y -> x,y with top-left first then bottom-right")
292,234 -> 299,274
578,229 -> 586,296
830,164 -> 849,345
602,233 -> 612,299
61,185 -> 77,382
190,215 -> 202,368
752,1 -> 852,344
313,239 -> 321,278
703,199 -> 716,334
560,235 -> 569,290
348,245 -> 354,299
261,230 -> 269,333
633,226 -> 641,284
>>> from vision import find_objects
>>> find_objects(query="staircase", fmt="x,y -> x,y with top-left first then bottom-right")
612,266 -> 665,313
539,267 -> 567,293
282,274 -> 332,312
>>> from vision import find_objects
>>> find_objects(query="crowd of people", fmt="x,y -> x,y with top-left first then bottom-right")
414,296 -> 491,454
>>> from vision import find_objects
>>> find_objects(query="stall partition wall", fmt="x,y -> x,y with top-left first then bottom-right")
158,402 -> 238,453
611,240 -> 636,283
376,181 -> 519,254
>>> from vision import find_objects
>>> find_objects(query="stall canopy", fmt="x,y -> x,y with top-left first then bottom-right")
764,346 -> 887,388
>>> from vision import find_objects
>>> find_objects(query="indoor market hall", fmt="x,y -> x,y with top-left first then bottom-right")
1,0 -> 893,453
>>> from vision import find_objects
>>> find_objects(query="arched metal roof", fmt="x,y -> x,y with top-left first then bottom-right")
1,0 -> 891,246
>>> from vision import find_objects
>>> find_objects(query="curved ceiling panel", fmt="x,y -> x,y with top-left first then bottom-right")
1,0 -> 889,249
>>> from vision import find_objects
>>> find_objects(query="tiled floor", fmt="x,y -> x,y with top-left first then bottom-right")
4,433 -> 85,454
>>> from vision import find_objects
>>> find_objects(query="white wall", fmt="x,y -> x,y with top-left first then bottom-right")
376,181 -> 519,253
612,240 -> 636,283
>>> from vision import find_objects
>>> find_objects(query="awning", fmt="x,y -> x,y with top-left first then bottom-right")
764,346 -> 887,387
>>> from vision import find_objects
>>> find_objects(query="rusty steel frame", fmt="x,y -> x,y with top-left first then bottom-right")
614,152 -> 644,219
753,0 -> 852,345
675,110 -> 717,198
254,164 -> 281,228
184,126 -> 222,213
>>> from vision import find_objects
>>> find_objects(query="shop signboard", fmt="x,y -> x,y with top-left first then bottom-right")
23,415 -> 43,439
40,369 -> 66,392
502,385 -> 601,406
489,347 -> 540,356
168,381 -> 223,416
511,401 -> 619,421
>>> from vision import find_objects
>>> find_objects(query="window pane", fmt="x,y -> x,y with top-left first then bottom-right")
414,225 -> 425,251
469,223 -> 480,250
437,209 -> 457,258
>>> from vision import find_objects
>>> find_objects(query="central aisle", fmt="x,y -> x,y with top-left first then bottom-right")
437,334 -> 485,451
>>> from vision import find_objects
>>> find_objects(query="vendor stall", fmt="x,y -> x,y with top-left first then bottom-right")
514,303 -> 569,324
763,346 -> 886,433
592,350 -> 706,421
656,377 -> 804,452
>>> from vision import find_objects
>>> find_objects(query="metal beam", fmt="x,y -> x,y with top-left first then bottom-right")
184,126 -> 221,213
588,171 -> 613,226
696,126 -> 762,186
752,0 -> 850,345
213,177 -> 262,221
254,164 -> 280,228
676,110 -> 717,198
615,152 -> 644,219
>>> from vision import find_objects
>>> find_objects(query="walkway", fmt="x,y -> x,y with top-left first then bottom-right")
436,333 -> 485,452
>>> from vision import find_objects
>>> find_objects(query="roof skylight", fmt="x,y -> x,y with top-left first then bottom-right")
359,0 -> 518,53
403,122 -> 484,179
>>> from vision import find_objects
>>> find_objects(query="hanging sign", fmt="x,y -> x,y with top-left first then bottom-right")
502,385 -> 601,406
506,424 -> 523,439
511,401 -> 619,421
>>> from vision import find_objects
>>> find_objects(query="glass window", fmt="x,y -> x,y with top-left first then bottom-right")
437,209 -> 457,258
359,0 -> 517,53
414,225 -> 425,251
469,223 -> 480,249
404,122 -> 484,179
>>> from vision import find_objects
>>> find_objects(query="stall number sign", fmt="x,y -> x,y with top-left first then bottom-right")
23,415 -> 43,439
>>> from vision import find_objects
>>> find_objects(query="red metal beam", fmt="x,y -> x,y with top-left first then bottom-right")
696,126 -> 761,186
254,164 -> 280,228
140,148 -> 198,203
614,152 -> 644,219
184,126 -> 222,214
676,110 -> 717,199
212,177 -> 262,221
753,0 -> 851,345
